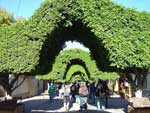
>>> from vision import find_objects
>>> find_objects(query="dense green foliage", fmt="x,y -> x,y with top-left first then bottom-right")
0,23 -> 39,74
66,65 -> 88,82
37,49 -> 101,81
0,9 -> 28,74
0,0 -> 150,78
37,49 -> 119,82
0,8 -> 15,27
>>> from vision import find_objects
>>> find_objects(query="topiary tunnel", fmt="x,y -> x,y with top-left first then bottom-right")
36,49 -> 119,82
0,0 -> 150,81
65,65 -> 88,82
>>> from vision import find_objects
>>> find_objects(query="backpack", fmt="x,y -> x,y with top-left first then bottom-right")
100,85 -> 105,93
96,83 -> 105,96
71,85 -> 75,91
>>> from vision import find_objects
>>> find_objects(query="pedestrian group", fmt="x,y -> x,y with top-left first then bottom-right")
48,80 -> 109,112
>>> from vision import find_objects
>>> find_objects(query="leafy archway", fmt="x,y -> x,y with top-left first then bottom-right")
69,71 -> 86,82
37,49 -> 105,81
0,0 -> 150,81
66,65 -> 88,82
63,61 -> 90,80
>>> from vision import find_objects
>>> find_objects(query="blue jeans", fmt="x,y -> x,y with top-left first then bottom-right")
80,96 -> 88,110
96,96 -> 106,109
63,96 -> 70,111
90,92 -> 96,104
75,95 -> 80,104
49,92 -> 55,101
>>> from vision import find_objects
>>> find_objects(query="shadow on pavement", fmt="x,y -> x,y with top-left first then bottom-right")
107,98 -> 128,113
24,98 -> 64,113
24,97 -> 127,113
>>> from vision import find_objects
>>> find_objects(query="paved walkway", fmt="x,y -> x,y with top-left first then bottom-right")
23,95 -> 128,113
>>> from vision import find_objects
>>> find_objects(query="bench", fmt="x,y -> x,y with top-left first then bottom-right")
129,97 -> 150,113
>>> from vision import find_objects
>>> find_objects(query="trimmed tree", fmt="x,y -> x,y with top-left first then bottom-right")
0,0 -> 150,93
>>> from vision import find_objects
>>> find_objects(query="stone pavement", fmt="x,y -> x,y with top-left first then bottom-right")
22,95 -> 128,113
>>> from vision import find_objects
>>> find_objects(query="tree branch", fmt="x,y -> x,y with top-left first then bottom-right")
11,75 -> 26,92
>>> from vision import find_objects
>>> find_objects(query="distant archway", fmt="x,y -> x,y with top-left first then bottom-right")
69,71 -> 86,82
37,49 -> 102,82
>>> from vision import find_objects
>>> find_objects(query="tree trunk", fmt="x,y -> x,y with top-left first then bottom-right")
0,74 -> 11,95
0,73 -> 26,95
134,68 -> 147,90
123,68 -> 148,97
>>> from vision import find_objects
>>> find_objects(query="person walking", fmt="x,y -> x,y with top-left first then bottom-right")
70,83 -> 76,103
79,82 -> 89,111
63,83 -> 70,112
75,82 -> 80,104
95,80 -> 105,110
96,80 -> 109,110
48,82 -> 56,101
89,82 -> 96,104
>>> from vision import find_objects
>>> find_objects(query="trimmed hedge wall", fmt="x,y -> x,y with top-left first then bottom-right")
0,0 -> 150,76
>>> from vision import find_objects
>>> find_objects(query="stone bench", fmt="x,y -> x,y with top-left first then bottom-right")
129,97 -> 150,113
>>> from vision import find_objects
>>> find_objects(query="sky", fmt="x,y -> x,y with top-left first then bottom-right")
0,0 -> 150,51
113,0 -> 150,11
0,0 -> 43,19
0,0 -> 150,19
63,41 -> 90,52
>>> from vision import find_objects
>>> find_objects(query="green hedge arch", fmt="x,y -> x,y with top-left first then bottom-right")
37,49 -> 101,81
65,65 -> 88,82
0,0 -> 150,75
36,49 -> 119,82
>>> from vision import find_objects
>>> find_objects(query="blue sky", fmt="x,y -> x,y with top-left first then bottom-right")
0,0 -> 150,19
113,0 -> 150,11
0,0 -> 150,51
0,0 -> 43,19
